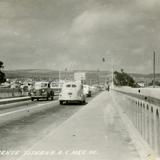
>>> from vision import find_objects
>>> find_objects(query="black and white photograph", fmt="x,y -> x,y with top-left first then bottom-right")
0,0 -> 160,159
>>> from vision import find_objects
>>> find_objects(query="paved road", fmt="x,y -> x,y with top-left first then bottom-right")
0,93 -> 98,159
0,91 -> 146,160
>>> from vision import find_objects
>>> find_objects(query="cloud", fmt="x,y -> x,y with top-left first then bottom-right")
71,8 -> 130,35
136,0 -> 160,8
0,0 -> 160,73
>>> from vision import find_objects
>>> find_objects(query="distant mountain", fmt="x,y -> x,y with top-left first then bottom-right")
4,69 -> 60,80
130,73 -> 160,78
4,69 -> 111,83
5,69 -> 159,84
4,69 -> 110,75
5,69 -> 58,73
129,73 -> 160,83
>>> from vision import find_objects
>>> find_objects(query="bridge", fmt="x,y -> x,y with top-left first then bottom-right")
0,88 -> 160,160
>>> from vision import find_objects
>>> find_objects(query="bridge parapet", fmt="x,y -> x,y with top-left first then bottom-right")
113,88 -> 160,158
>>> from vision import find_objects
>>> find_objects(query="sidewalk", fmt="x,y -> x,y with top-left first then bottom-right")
3,91 -> 143,160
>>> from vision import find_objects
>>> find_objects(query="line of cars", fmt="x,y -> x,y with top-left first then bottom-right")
29,81 -> 98,105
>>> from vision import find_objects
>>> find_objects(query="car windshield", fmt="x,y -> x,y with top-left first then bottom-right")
34,83 -> 48,89
51,83 -> 59,88
41,83 -> 48,88
72,84 -> 77,88
66,84 -> 71,88
66,84 -> 77,88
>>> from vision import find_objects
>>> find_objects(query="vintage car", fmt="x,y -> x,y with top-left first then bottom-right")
83,84 -> 92,97
50,80 -> 65,94
59,81 -> 86,105
29,81 -> 54,101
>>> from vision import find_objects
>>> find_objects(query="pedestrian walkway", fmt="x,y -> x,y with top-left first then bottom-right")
3,91 -> 144,160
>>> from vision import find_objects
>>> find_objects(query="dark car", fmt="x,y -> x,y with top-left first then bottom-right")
29,81 -> 54,101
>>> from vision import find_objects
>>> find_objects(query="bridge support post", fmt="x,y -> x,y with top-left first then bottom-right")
153,107 -> 158,155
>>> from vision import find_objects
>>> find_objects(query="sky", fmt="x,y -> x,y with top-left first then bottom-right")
0,0 -> 160,73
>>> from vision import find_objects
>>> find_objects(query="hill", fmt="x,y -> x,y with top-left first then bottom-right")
5,69 -> 159,84
4,69 -> 111,84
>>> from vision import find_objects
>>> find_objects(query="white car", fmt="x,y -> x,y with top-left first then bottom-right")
59,81 -> 86,105
83,85 -> 92,97
90,86 -> 98,93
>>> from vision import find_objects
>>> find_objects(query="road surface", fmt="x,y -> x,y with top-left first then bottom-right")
0,94 -> 97,158
0,91 -> 147,160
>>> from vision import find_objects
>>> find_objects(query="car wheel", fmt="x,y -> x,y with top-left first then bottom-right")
51,96 -> 54,101
60,101 -> 63,105
80,100 -> 85,105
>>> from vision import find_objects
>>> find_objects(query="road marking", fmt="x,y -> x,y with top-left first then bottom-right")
0,101 -> 58,117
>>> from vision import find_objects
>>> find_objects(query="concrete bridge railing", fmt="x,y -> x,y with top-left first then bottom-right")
113,88 -> 160,158
0,88 -> 28,98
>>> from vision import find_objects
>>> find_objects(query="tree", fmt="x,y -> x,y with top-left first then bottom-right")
0,61 -> 6,84
148,80 -> 160,87
0,61 -> 4,70
114,69 -> 137,87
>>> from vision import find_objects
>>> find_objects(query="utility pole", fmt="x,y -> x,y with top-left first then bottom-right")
64,68 -> 67,81
102,57 -> 106,86
111,63 -> 114,88
153,51 -> 155,88
59,70 -> 61,83
97,69 -> 99,85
